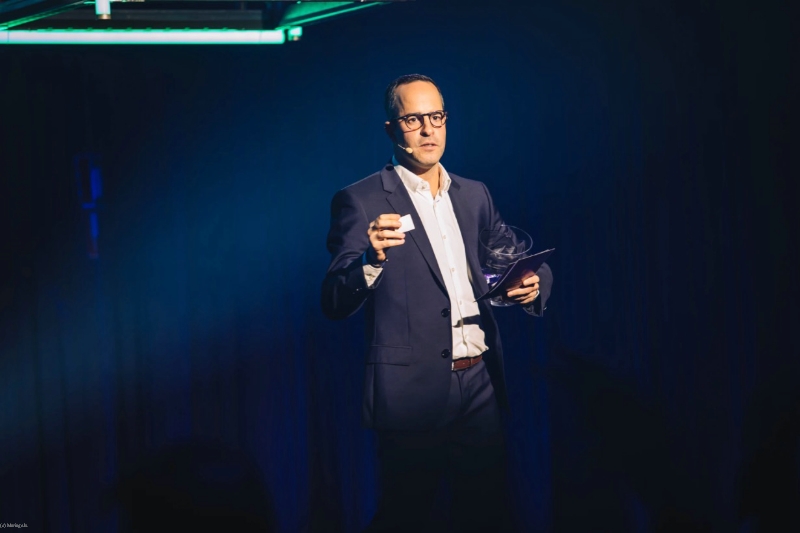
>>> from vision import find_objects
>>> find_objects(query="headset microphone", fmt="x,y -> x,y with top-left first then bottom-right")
397,144 -> 413,154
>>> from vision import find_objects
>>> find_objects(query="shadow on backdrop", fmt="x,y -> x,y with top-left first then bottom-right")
540,311 -> 713,533
109,441 -> 277,533
737,363 -> 800,533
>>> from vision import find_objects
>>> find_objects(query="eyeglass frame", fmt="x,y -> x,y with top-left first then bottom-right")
388,110 -> 448,132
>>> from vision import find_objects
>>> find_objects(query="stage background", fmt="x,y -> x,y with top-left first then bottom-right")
1,0 -> 798,531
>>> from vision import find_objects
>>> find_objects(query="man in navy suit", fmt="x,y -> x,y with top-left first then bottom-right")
322,74 -> 552,532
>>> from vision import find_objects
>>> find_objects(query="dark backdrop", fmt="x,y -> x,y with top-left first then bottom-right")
1,0 -> 798,531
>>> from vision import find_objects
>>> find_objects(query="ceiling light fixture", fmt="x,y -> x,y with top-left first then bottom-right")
0,28 -> 288,45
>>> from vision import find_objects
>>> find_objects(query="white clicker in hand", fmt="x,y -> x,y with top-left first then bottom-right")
398,214 -> 415,233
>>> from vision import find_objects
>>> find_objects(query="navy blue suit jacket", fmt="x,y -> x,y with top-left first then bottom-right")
322,164 -> 552,431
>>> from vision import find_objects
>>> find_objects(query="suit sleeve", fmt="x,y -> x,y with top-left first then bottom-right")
321,187 -> 380,320
524,262 -> 553,317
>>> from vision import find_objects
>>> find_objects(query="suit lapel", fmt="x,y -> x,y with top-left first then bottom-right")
381,166 -> 447,293
448,177 -> 491,297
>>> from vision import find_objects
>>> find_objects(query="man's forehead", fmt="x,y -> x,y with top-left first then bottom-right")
395,82 -> 443,112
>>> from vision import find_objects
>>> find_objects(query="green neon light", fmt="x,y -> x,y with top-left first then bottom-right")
277,2 -> 385,29
0,29 -> 286,45
0,1 -> 86,31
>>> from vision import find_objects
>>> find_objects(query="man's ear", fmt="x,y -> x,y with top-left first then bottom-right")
384,121 -> 397,143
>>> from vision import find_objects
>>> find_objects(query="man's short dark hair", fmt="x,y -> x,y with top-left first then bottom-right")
384,74 -> 445,120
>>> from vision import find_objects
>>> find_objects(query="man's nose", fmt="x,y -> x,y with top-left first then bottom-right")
420,116 -> 435,135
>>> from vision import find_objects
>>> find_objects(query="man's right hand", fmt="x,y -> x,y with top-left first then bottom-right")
367,214 -> 406,264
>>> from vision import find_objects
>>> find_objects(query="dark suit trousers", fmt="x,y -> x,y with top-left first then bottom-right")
365,360 -> 513,533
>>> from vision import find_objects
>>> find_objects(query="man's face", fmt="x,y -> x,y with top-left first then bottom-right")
385,81 -> 447,172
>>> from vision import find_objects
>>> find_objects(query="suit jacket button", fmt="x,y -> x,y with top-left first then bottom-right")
441,308 -> 450,318
440,349 -> 451,359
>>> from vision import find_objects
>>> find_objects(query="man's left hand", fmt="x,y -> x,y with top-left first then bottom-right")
505,273 -> 540,306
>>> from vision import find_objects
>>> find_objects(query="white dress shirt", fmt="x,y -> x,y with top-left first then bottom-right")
363,158 -> 488,361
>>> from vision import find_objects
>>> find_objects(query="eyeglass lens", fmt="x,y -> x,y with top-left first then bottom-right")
401,112 -> 447,131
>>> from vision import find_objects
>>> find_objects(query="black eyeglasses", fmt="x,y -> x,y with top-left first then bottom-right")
391,110 -> 448,132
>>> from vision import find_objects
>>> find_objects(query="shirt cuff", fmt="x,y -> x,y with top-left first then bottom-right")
362,254 -> 384,288
523,290 -> 544,316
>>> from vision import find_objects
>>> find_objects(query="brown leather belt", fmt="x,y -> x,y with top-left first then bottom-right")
451,354 -> 483,371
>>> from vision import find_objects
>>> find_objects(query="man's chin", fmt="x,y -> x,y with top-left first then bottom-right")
415,154 -> 443,167
400,155 -> 438,172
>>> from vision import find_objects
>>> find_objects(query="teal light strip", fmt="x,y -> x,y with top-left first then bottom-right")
0,29 -> 286,45
277,2 -> 385,29
0,1 -> 87,31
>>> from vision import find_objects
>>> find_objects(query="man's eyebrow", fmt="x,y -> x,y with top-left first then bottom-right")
400,110 -> 444,117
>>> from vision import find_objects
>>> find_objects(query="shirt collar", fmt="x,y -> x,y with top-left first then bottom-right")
391,156 -> 452,196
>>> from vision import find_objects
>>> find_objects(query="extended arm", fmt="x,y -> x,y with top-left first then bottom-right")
321,188 -> 373,320
321,188 -> 405,320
